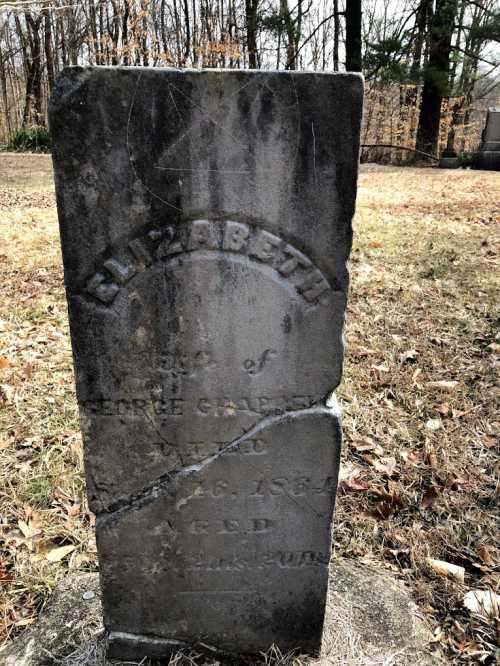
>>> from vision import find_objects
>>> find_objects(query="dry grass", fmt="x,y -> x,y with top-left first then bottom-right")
0,155 -> 499,664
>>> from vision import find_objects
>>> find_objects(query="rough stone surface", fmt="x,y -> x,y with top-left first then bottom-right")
103,407 -> 341,657
327,562 -> 442,665
439,156 -> 460,169
49,66 -> 363,657
0,566 -> 443,666
472,107 -> 500,171
0,573 -> 102,666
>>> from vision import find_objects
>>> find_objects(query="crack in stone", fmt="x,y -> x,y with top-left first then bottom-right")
97,401 -> 340,526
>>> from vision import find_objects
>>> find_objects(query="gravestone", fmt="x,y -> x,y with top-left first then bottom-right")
439,128 -> 460,169
472,107 -> 500,171
49,66 -> 363,660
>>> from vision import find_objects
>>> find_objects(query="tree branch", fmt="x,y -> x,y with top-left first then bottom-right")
361,143 -> 440,161
285,10 -> 341,69
452,45 -> 498,67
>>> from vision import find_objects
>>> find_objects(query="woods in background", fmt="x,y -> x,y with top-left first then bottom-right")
0,0 -> 499,160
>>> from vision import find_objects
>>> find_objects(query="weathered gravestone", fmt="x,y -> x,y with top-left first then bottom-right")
49,66 -> 363,660
472,107 -> 500,171
439,128 -> 460,169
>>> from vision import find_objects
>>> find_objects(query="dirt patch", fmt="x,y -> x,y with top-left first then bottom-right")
0,153 -> 54,191
0,564 -> 441,666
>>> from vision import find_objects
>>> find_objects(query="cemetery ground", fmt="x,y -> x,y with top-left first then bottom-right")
0,154 -> 498,664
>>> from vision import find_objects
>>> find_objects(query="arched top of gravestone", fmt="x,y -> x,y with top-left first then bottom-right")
49,67 -> 363,293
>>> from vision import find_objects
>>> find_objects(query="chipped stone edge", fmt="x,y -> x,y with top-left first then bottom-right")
107,631 -> 192,660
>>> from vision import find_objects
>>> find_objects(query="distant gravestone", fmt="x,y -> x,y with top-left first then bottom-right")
50,67 -> 363,660
472,107 -> 500,171
439,128 -> 460,169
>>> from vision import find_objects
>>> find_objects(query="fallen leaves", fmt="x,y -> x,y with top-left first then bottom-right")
340,170 -> 499,662
475,545 -> 493,568
350,436 -> 383,455
398,349 -> 418,364
400,449 -> 423,466
479,434 -> 496,449
427,558 -> 465,583
17,520 -> 39,540
428,380 -> 459,391
371,456 -> 397,477
447,473 -> 475,490
338,461 -> 369,492
421,486 -> 441,509
45,544 -> 75,563
463,590 -> 500,619
425,418 -> 442,431
366,483 -> 403,520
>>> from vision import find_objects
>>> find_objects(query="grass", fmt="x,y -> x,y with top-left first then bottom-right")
0,156 -> 499,664
337,166 -> 499,664
6,126 -> 51,153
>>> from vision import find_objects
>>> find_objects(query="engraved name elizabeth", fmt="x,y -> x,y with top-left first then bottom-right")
84,218 -> 335,306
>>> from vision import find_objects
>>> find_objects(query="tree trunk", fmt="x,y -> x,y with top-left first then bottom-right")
122,0 -> 130,65
333,0 -> 339,71
58,14 -> 68,66
20,12 -> 43,127
43,9 -> 55,93
410,0 -> 431,81
245,0 -> 258,69
345,0 -> 362,71
183,0 -> 191,64
281,0 -> 296,70
191,0 -> 199,66
173,0 -> 182,66
28,15 -> 43,123
141,0 -> 149,66
449,0 -> 465,91
416,0 -> 458,156
0,46 -> 13,136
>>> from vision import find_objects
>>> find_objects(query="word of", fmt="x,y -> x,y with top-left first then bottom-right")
243,349 -> 277,375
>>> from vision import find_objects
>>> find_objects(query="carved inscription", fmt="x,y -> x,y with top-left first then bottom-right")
188,476 -> 335,500
51,66 -> 361,656
85,219 -> 334,307
159,350 -> 215,376
155,438 -> 267,461
81,393 -> 323,417
147,550 -> 331,574
189,518 -> 274,535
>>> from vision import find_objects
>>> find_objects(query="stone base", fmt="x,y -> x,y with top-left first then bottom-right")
0,563 -> 443,666
439,156 -> 460,169
472,151 -> 500,171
